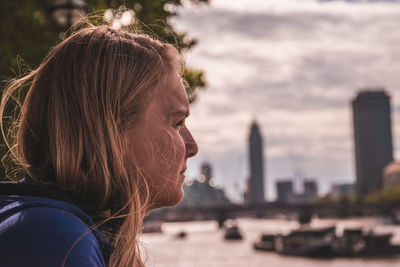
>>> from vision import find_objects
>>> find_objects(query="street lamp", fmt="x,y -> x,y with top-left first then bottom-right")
50,0 -> 88,30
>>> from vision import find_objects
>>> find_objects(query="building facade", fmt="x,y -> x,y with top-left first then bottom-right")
180,163 -> 231,208
247,120 -> 265,205
303,180 -> 318,202
352,90 -> 394,196
276,179 -> 318,203
276,180 -> 293,203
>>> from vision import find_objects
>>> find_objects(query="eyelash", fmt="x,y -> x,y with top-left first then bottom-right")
174,119 -> 185,128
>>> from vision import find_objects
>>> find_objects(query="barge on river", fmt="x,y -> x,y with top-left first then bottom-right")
254,226 -> 400,258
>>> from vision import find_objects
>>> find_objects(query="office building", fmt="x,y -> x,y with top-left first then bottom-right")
303,180 -> 318,202
247,120 -> 265,204
353,90 -> 393,196
276,180 -> 293,203
276,179 -> 318,203
180,163 -> 231,208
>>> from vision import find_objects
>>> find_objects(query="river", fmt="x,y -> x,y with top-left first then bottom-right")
141,217 -> 400,267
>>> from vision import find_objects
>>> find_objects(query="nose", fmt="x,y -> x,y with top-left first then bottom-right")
184,127 -> 198,158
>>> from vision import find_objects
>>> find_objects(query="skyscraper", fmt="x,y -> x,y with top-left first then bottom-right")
247,120 -> 265,204
352,90 -> 394,196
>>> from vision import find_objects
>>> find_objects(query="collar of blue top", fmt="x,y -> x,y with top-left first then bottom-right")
0,175 -> 116,263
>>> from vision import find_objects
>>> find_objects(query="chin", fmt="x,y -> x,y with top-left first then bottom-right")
149,187 -> 184,211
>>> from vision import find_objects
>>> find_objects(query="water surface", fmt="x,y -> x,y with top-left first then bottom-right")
142,217 -> 400,267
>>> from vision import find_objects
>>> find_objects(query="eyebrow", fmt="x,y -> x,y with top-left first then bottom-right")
169,110 -> 190,118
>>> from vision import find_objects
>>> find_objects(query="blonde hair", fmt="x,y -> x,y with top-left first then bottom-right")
0,25 -> 180,266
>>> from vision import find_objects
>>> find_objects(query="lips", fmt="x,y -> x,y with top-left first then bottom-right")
180,167 -> 187,174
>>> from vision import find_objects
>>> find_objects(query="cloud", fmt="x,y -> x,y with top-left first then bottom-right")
178,0 -> 400,200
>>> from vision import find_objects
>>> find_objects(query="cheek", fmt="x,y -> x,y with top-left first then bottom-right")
125,128 -> 187,208
123,126 -> 159,179
128,128 -> 185,178
156,130 -> 186,172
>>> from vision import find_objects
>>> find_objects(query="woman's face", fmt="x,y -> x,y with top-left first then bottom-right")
124,73 -> 198,210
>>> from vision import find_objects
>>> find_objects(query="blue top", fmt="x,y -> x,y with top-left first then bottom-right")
0,194 -> 114,267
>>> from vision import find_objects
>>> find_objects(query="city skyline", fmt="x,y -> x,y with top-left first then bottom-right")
175,0 -> 400,202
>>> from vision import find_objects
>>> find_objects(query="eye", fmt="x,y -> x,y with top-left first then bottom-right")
174,119 -> 185,128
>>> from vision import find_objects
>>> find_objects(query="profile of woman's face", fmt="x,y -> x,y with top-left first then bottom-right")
124,73 -> 198,209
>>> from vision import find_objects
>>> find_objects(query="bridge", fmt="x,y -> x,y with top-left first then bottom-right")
145,202 -> 400,223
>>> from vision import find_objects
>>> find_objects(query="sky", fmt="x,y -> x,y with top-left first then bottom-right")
171,0 -> 400,202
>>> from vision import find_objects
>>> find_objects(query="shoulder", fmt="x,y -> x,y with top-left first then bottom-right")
0,197 -> 106,267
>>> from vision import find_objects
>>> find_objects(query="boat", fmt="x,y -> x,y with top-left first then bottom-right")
333,229 -> 400,257
223,219 -> 243,240
224,225 -> 243,240
274,226 -> 336,258
254,234 -> 275,251
360,233 -> 400,256
253,226 -> 400,258
175,231 -> 187,239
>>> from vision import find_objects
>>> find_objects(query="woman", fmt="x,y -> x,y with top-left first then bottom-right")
0,25 -> 198,266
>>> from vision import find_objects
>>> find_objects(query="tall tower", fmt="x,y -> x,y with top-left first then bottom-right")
353,90 -> 394,196
201,162 -> 212,184
248,120 -> 265,204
